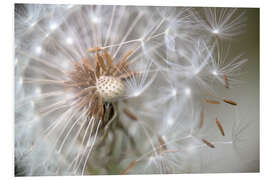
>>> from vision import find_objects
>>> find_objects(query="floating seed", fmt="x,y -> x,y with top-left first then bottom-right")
202,139 -> 215,148
199,110 -> 204,128
223,99 -> 237,106
224,75 -> 229,88
205,98 -> 220,104
216,118 -> 225,136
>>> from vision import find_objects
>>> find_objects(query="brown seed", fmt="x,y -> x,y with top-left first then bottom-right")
205,98 -> 220,104
123,108 -> 137,121
202,139 -> 215,148
117,51 -> 133,71
95,60 -> 100,78
103,49 -> 113,68
88,47 -> 102,53
224,75 -> 229,88
91,96 -> 99,119
121,161 -> 137,174
97,96 -> 104,117
223,99 -> 237,106
96,53 -> 106,71
199,110 -> 204,129
82,58 -> 92,71
119,71 -> 137,79
216,118 -> 225,136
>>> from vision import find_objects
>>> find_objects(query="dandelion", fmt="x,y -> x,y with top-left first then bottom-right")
193,8 -> 247,39
15,4 -> 257,176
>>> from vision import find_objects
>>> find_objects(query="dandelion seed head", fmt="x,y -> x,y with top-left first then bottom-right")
96,76 -> 125,101
201,8 -> 246,38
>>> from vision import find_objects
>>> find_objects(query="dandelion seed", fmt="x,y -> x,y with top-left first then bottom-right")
201,8 -> 246,39
224,75 -> 229,88
216,118 -> 225,136
201,139 -> 215,148
205,98 -> 220,104
199,110 -> 204,129
223,99 -> 237,106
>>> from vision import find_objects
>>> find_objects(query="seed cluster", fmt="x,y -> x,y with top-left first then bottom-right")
96,76 -> 125,101
64,49 -> 134,121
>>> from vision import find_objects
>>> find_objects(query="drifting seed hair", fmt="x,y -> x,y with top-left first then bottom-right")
201,139 -> 215,148
216,118 -> 225,136
223,99 -> 237,106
